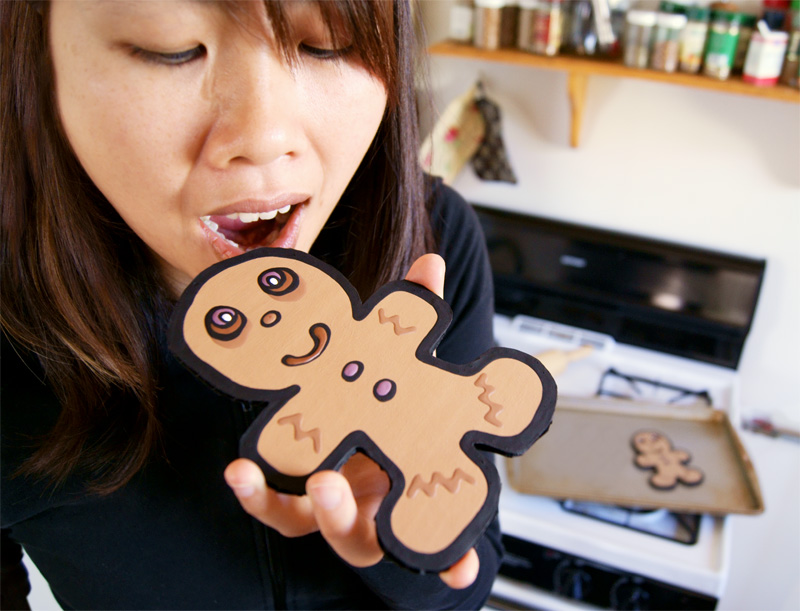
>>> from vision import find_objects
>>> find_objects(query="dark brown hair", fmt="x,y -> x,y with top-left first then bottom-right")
1,0 -> 432,493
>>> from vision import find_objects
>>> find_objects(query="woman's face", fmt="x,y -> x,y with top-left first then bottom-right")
49,0 -> 388,295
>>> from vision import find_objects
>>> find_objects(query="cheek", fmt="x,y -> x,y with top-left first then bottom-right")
309,70 -> 387,176
53,48 -> 201,219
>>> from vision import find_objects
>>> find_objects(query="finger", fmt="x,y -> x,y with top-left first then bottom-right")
404,253 -> 445,299
340,453 -> 390,504
306,470 -> 384,568
224,458 -> 317,537
439,548 -> 480,590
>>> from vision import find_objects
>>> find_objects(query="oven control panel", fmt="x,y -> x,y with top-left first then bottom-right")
498,534 -> 717,609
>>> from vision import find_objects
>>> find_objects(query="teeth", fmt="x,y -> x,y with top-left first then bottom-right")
201,217 -> 219,232
215,205 -> 293,223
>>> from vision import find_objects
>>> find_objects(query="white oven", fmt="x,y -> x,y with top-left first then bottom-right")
471,204 -> 766,610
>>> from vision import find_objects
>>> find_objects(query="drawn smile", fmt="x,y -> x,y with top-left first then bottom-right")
281,323 -> 330,366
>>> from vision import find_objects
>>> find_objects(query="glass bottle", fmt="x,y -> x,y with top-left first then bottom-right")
679,5 -> 710,74
651,12 -> 688,72
624,10 -> 658,69
532,0 -> 564,56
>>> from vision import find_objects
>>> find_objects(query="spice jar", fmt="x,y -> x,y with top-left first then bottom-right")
743,23 -> 790,86
651,12 -> 688,72
449,1 -> 475,43
474,0 -> 505,50
624,10 -> 658,69
532,0 -> 564,56
679,5 -> 710,74
704,10 -> 744,80
733,14 -> 757,73
564,0 -> 596,55
500,1 -> 521,48
781,29 -> 800,87
517,0 -> 540,52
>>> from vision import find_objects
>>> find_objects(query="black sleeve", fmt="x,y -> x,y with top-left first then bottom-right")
1,530 -> 31,611
352,180 -> 502,609
1,334 -> 58,611
352,518 -> 502,610
430,179 -> 495,366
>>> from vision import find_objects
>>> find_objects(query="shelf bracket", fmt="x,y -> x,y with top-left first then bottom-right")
567,71 -> 588,148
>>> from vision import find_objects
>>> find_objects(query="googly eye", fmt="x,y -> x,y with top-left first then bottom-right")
259,267 -> 299,296
205,306 -> 247,341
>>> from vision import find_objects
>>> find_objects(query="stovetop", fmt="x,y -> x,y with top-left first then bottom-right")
472,204 -> 765,601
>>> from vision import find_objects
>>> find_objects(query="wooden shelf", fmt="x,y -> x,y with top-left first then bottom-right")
428,40 -> 800,146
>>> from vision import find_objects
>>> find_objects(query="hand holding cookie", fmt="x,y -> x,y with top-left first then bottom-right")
223,255 -> 478,587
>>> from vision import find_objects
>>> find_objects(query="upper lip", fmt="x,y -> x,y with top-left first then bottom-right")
206,193 -> 310,217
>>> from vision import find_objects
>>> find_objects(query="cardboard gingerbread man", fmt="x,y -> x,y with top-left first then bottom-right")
169,248 -> 556,571
632,430 -> 704,490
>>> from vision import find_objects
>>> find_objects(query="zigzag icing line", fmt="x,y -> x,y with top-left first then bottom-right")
377,309 -> 416,335
474,373 -> 503,427
406,468 -> 476,498
277,414 -> 322,454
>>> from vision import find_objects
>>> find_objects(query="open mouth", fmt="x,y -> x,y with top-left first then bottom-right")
200,202 -> 305,255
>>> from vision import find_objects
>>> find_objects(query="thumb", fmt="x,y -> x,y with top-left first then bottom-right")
404,253 -> 445,299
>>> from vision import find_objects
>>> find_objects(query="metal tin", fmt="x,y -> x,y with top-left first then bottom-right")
703,10 -> 744,80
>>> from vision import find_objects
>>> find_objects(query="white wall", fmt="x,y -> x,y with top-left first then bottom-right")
420,1 -> 800,432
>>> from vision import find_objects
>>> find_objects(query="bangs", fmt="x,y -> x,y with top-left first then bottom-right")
224,0 -> 397,100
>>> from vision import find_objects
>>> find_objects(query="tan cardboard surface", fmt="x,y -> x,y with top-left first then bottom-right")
506,396 -> 763,515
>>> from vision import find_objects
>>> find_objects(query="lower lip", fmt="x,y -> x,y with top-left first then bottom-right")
199,202 -> 307,259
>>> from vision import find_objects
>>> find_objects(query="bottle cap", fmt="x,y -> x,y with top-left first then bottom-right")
686,6 -> 711,21
657,12 -> 689,28
627,10 -> 658,27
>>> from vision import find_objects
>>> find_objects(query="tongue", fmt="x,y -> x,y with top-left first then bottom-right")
210,215 -> 279,249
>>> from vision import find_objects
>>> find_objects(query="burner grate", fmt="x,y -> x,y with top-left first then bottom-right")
559,500 -> 702,545
556,367 -> 709,544
597,367 -> 713,406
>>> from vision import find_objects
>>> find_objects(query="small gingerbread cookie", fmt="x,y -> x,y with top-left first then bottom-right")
631,430 -> 703,490
169,248 -> 557,572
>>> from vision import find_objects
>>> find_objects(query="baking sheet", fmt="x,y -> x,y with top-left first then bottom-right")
506,396 -> 764,515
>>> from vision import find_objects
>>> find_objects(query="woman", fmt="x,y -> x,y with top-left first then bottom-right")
1,1 -> 501,608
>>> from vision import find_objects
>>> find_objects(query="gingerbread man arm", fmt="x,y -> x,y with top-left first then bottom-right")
635,453 -> 659,468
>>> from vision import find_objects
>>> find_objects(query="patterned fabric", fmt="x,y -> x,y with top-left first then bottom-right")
470,90 -> 517,184
419,84 -> 485,185
420,82 -> 517,185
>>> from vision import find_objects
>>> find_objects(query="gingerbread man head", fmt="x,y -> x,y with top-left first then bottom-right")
169,248 -> 556,571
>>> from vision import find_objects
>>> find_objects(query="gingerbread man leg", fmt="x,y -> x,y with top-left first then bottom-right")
388,454 -> 489,557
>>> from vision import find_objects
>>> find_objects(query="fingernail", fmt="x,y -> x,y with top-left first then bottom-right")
308,484 -> 342,510
232,485 -> 255,498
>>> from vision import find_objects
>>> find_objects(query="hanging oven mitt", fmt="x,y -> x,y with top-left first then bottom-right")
470,83 -> 518,184
419,83 -> 485,185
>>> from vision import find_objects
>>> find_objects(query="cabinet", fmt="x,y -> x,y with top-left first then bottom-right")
428,41 -> 800,147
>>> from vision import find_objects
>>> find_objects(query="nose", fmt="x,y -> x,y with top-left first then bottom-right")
202,44 -> 305,169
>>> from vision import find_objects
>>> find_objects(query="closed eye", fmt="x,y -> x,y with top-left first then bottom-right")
130,45 -> 206,66
299,42 -> 353,61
